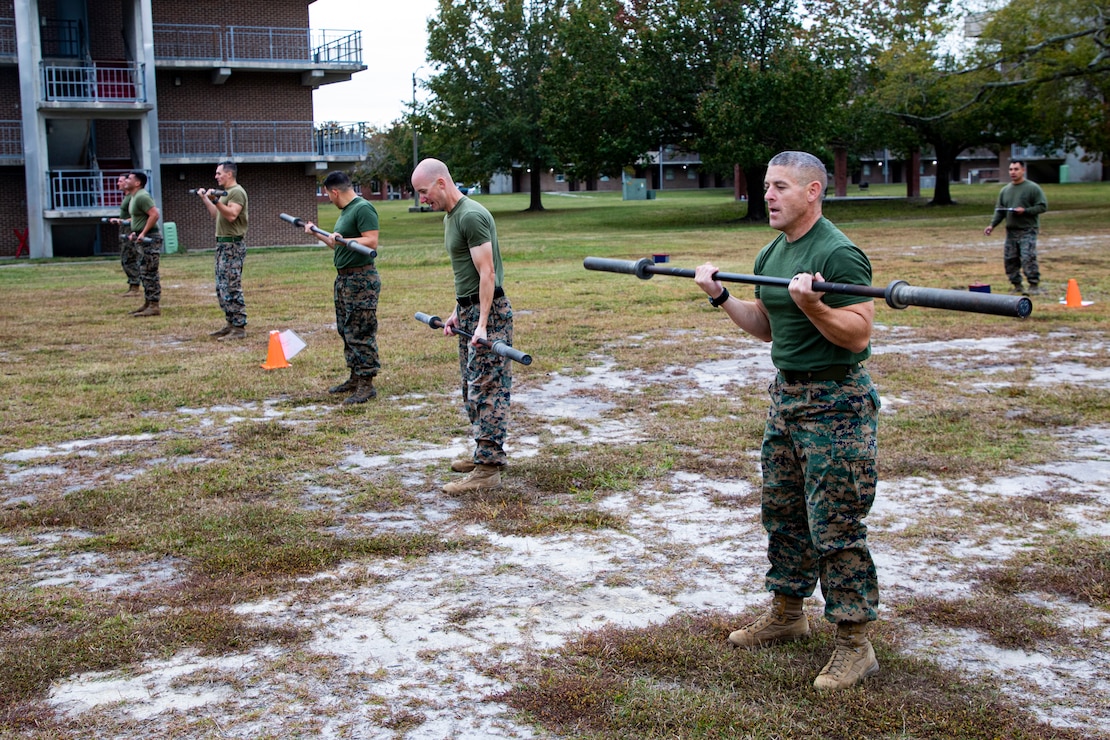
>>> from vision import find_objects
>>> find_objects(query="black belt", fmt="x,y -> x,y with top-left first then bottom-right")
216,236 -> 243,243
780,364 -> 857,383
457,286 -> 504,308
337,264 -> 374,275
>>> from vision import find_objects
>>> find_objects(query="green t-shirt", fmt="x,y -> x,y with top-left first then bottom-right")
128,188 -> 159,235
216,184 -> 248,238
990,180 -> 1047,230
444,196 -> 503,298
754,217 -> 872,371
332,196 -> 379,270
119,194 -> 132,236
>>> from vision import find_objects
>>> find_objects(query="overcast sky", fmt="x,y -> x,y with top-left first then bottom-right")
309,0 -> 440,128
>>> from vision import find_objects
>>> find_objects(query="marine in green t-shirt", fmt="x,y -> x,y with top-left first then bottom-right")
693,151 -> 882,692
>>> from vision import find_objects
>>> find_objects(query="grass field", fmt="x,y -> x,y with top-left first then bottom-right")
1,182 -> 1108,737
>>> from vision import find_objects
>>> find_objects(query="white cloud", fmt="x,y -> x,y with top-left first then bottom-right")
309,0 -> 440,128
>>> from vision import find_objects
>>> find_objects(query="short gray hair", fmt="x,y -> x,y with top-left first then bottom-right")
768,151 -> 827,190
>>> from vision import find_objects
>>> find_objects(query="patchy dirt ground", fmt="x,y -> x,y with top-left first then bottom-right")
4,329 -> 1110,739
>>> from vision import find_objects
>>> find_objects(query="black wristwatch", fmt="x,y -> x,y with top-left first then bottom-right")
709,287 -> 730,307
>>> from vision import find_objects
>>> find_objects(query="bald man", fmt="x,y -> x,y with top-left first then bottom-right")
411,158 -> 513,494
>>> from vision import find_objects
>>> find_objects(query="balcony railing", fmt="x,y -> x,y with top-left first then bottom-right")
49,169 -> 137,210
153,24 -> 362,65
159,121 -> 367,159
0,18 -> 16,59
0,121 -> 22,161
41,61 -> 146,103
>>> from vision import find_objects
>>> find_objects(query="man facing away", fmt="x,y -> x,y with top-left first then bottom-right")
694,151 -> 881,690
303,171 -> 381,405
126,171 -> 163,318
197,161 -> 249,340
984,159 -> 1048,296
411,158 -> 513,494
110,173 -> 141,298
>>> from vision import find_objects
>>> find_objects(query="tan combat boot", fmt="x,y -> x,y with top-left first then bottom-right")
342,376 -> 377,405
451,459 -> 477,473
728,593 -> 810,647
328,371 -> 358,394
133,301 -> 161,317
209,323 -> 233,338
217,326 -> 246,341
442,464 -> 501,494
129,300 -> 149,315
813,621 -> 879,690
121,284 -> 141,297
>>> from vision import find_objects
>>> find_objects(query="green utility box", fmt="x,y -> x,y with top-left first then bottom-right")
163,222 -> 179,254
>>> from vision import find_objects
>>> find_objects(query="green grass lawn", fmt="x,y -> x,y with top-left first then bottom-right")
0,182 -> 1107,737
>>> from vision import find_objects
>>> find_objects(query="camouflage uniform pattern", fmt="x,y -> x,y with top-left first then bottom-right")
119,223 -> 141,286
334,268 -> 381,378
761,365 -> 880,624
1003,228 -> 1040,288
215,241 -> 247,327
456,294 -> 513,466
138,235 -> 163,303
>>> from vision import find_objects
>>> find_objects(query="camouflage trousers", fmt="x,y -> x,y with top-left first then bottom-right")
120,234 -> 142,285
334,268 -> 380,378
456,294 -> 513,466
1003,228 -> 1040,288
137,235 -> 163,302
760,365 -> 880,624
215,241 -> 247,327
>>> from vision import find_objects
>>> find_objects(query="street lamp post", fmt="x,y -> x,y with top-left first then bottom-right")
410,68 -> 422,211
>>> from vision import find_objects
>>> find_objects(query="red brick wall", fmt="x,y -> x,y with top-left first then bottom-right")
155,70 -> 313,122
0,69 -> 20,118
0,170 -> 27,258
152,1 -> 307,28
88,1 -> 126,60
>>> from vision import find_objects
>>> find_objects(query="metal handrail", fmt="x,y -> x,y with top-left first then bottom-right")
48,169 -> 140,210
153,23 -> 362,65
40,61 -> 146,103
159,120 -> 366,158
0,120 -> 21,160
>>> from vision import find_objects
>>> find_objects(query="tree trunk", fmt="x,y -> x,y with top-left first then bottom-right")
527,160 -> 544,211
741,164 -> 768,222
929,144 -> 963,206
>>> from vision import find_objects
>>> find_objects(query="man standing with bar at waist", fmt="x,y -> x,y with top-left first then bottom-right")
197,161 -> 249,340
694,150 -> 881,691
302,170 -> 381,405
411,157 -> 513,494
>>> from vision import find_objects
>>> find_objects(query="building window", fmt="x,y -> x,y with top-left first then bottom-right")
687,168 -> 697,180
555,173 -> 565,183
862,164 -> 872,176
665,169 -> 675,180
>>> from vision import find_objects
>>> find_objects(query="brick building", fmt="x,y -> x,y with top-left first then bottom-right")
1,0 -> 366,258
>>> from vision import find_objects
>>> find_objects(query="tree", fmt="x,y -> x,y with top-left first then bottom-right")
695,0 -> 852,220
423,0 -> 564,211
977,0 -> 1110,159
539,0 -> 644,183
836,0 -> 1108,205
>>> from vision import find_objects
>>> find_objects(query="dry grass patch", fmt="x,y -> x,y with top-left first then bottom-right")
493,611 -> 1088,740
894,594 -> 1062,650
978,536 -> 1110,607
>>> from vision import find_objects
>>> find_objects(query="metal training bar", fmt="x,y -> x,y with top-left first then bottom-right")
188,189 -> 228,197
279,213 -> 377,259
414,312 -> 532,365
583,257 -> 1032,319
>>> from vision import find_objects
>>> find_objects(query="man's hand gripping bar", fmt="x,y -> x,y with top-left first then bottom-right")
279,213 -> 377,259
414,312 -> 532,365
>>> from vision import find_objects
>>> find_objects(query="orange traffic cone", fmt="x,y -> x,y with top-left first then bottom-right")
1064,279 -> 1084,308
261,330 -> 291,370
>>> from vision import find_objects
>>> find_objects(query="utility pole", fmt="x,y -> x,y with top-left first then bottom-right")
410,68 -> 422,212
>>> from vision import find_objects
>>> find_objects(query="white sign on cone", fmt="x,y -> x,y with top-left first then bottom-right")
278,330 -> 307,360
